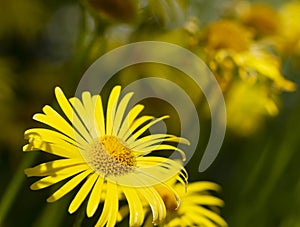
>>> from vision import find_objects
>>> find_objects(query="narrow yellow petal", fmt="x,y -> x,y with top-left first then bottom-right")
188,206 -> 228,227
82,92 -> 99,138
187,195 -> 224,207
68,96 -> 98,139
23,139 -> 82,159
187,182 -> 221,193
24,128 -> 85,150
94,95 -> 105,136
125,116 -> 169,144
107,183 -> 118,227
24,158 -> 85,177
95,182 -> 112,226
139,186 -> 166,225
129,134 -> 190,149
113,92 -> 134,135
33,106 -> 87,147
181,215 -> 194,226
106,86 -> 121,135
184,212 -> 216,227
113,157 -> 183,187
122,187 -> 144,227
68,173 -> 98,214
47,169 -> 93,203
117,104 -> 144,138
55,87 -> 93,143
137,144 -> 186,161
122,116 -> 154,141
86,176 -> 104,217
30,164 -> 90,190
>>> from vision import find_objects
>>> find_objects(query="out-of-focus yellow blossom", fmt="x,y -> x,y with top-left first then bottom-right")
202,18 -> 296,135
226,80 -> 279,136
236,2 -> 279,37
233,45 -> 296,92
204,20 -> 252,52
278,1 -> 300,55
143,181 -> 227,227
203,20 -> 252,90
203,19 -> 296,92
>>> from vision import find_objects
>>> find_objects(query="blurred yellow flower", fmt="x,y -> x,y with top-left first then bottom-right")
237,3 -> 279,36
202,17 -> 296,135
225,80 -> 279,136
24,86 -> 189,226
278,1 -> 300,55
233,45 -> 296,92
204,20 -> 252,52
145,181 -> 227,227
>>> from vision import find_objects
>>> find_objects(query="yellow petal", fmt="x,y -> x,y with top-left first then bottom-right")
47,169 -> 93,203
186,195 -> 224,207
122,116 -> 154,141
183,211 -> 216,227
68,96 -> 98,139
112,157 -> 184,187
130,134 -> 190,149
86,176 -> 104,217
68,172 -> 98,214
188,206 -> 227,227
113,92 -> 134,135
126,116 -> 169,144
94,95 -> 106,136
95,181 -> 116,227
33,106 -> 87,147
138,186 -> 166,225
55,87 -> 93,143
107,182 -> 118,227
138,144 -> 186,161
24,159 -> 85,177
187,181 -> 221,193
117,104 -> 144,138
106,86 -> 121,135
23,140 -> 82,159
122,187 -> 144,226
30,164 -> 90,190
24,128 -> 85,150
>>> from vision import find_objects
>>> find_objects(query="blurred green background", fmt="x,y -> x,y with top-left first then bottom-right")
1,0 -> 300,226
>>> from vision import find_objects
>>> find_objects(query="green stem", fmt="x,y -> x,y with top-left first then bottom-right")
0,153 -> 37,226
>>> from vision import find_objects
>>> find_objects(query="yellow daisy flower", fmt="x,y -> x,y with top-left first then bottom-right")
23,86 -> 189,226
144,181 -> 227,227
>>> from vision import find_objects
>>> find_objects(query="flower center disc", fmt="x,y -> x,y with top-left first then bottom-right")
86,136 -> 136,177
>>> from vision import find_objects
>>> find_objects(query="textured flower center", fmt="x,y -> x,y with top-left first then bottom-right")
86,136 -> 136,177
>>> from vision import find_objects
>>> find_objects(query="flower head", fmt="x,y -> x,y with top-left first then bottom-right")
24,86 -> 189,226
145,181 -> 227,227
237,3 -> 279,36
204,20 -> 252,53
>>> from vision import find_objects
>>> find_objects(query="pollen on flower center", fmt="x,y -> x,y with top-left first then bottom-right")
85,136 -> 136,177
